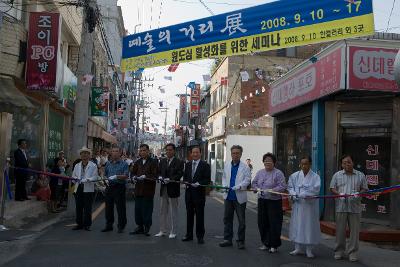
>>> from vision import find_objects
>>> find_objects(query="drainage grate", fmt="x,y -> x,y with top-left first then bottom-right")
166,254 -> 213,266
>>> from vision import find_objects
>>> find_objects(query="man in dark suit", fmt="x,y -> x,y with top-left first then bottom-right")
182,146 -> 211,244
14,139 -> 30,201
130,144 -> 159,236
155,143 -> 184,239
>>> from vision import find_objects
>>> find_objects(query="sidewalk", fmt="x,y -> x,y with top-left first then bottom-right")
1,199 -> 49,229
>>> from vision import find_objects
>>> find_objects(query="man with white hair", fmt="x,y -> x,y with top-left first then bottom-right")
71,147 -> 99,231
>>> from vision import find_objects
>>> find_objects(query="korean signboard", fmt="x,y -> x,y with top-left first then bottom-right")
190,83 -> 200,118
47,111 -> 64,162
270,47 -> 345,115
122,0 -> 374,71
91,87 -> 109,117
26,12 -> 61,90
178,95 -> 188,126
117,92 -> 130,122
348,46 -> 399,92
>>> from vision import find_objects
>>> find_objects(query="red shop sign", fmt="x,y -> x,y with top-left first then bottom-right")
348,46 -> 399,92
26,12 -> 60,91
269,47 -> 344,115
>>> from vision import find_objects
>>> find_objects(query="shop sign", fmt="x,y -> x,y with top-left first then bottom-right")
348,46 -> 399,92
179,95 -> 188,126
270,47 -> 344,115
190,83 -> 200,118
26,12 -> 61,91
117,92 -> 130,122
47,111 -> 63,162
91,87 -> 109,117
122,0 -> 374,71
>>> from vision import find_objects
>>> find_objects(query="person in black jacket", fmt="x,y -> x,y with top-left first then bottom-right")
14,139 -> 30,201
182,146 -> 211,244
154,143 -> 184,239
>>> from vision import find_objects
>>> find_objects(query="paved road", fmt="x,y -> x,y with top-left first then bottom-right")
6,189 -> 367,267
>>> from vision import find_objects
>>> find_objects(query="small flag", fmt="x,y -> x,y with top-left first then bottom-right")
221,77 -> 228,86
159,88 -> 166,93
82,74 -> 94,86
188,82 -> 196,89
168,63 -> 179,72
164,76 -> 172,81
202,74 -> 211,82
159,101 -> 164,107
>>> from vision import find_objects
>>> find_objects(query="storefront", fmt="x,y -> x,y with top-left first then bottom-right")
270,39 -> 400,228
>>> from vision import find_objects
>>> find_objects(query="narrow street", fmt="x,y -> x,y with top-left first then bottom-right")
6,189 -> 366,267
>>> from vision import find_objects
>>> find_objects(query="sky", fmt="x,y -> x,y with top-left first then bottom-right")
119,0 -> 400,132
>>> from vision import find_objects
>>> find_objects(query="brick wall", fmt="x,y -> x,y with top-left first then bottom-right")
0,16 -> 26,78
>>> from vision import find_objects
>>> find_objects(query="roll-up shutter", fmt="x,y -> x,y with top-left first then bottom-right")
340,110 -> 392,128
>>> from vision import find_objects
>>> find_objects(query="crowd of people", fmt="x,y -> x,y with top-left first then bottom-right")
12,139 -> 368,262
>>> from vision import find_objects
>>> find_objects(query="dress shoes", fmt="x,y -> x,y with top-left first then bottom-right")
181,236 -> 193,242
84,226 -> 91,231
129,227 -> 144,235
219,240 -> 233,247
101,227 -> 113,232
72,225 -> 83,230
197,238 -> 204,244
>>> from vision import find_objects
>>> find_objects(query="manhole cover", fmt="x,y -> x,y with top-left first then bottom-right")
166,254 -> 213,266
280,263 -> 323,267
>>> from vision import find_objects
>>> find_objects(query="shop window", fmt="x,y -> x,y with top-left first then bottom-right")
276,119 -> 312,177
215,141 -> 225,184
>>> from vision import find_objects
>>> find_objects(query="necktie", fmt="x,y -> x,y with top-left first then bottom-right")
192,161 -> 197,179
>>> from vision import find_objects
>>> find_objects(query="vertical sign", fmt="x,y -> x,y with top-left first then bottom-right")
26,12 -> 61,91
117,92 -> 130,123
91,87 -> 109,117
178,95 -> 188,126
47,111 -> 64,162
190,84 -> 200,118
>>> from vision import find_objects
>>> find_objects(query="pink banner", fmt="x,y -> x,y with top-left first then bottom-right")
270,48 -> 343,115
349,46 -> 399,92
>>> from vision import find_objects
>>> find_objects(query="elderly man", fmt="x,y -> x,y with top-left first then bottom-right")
101,146 -> 129,233
288,156 -> 321,258
71,147 -> 99,231
330,154 -> 368,262
219,145 -> 251,250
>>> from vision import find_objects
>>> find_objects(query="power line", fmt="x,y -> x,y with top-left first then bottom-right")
158,0 -> 164,29
198,0 -> 214,15
150,0 -> 155,29
386,0 -> 397,32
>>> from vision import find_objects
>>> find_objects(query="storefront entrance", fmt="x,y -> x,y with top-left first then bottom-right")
342,129 -> 392,222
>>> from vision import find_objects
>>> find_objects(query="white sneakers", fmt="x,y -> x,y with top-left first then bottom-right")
154,232 -> 167,237
259,245 -> 268,250
269,248 -> 278,253
169,233 -> 177,239
154,232 -> 177,239
289,249 -> 304,256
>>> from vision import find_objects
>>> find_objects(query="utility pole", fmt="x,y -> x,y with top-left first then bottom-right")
71,0 -> 97,158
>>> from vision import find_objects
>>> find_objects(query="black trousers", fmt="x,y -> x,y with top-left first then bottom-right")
257,198 -> 283,248
223,200 -> 246,242
185,193 -> 205,239
74,185 -> 94,227
15,173 -> 28,200
105,183 -> 127,229
134,196 -> 154,229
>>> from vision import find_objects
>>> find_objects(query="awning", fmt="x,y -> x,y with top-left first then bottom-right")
88,118 -> 117,144
0,76 -> 34,108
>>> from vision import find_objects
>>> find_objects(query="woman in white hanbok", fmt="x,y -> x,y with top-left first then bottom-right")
288,156 -> 321,258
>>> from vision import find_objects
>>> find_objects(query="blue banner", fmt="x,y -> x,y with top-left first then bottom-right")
122,0 -> 374,71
